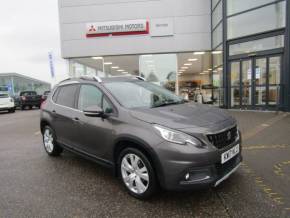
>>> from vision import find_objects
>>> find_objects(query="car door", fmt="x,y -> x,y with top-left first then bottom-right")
74,84 -> 114,159
52,84 -> 81,148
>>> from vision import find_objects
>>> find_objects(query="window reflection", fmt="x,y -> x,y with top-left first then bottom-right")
69,52 -> 213,104
229,35 -> 284,56
227,0 -> 280,16
269,56 -> 281,85
228,1 -> 286,39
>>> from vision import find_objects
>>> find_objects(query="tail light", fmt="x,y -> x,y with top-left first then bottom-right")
21,96 -> 26,101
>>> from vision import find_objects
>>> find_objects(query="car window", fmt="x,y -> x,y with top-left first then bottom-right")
78,85 -> 103,111
52,88 -> 60,102
104,81 -> 183,109
55,85 -> 79,108
21,92 -> 37,96
29,92 -> 37,96
102,97 -> 114,114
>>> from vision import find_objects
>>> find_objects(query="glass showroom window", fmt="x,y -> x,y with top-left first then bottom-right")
212,44 -> 223,106
229,35 -> 284,56
213,24 -> 223,48
227,0 -> 281,16
69,52 -> 213,103
212,0 -> 221,9
140,54 -> 178,94
212,1 -> 223,29
177,52 -> 212,103
228,1 -> 286,39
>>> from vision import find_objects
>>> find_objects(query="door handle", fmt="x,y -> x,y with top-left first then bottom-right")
52,110 -> 56,113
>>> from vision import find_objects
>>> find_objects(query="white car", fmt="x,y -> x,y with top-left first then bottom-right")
0,93 -> 15,113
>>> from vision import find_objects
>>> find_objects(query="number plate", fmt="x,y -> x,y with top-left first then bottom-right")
221,144 -> 239,164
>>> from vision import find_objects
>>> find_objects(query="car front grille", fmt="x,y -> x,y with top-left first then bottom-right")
207,126 -> 238,149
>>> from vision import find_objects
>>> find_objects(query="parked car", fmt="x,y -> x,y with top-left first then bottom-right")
19,91 -> 42,110
0,93 -> 15,113
41,91 -> 51,104
40,76 -> 242,199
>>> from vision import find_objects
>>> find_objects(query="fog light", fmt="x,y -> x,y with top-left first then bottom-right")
185,173 -> 190,180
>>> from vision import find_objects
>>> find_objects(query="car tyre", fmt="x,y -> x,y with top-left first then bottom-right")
118,147 -> 157,200
8,108 -> 15,113
42,126 -> 63,156
21,105 -> 25,110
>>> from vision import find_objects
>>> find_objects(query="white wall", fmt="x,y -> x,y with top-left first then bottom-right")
58,0 -> 211,58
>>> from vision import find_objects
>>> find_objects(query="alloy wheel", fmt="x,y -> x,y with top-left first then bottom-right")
43,129 -> 54,153
121,153 -> 149,194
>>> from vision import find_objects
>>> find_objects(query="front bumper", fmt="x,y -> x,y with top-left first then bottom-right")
155,139 -> 242,191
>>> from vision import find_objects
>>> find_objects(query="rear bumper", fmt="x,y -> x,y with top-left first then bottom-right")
0,103 -> 15,111
21,101 -> 41,106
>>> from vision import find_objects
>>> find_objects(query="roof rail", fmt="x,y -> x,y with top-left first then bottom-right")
58,78 -> 72,84
79,75 -> 94,81
136,76 -> 146,81
93,76 -> 102,82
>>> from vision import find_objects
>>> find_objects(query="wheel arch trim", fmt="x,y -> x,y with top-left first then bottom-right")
112,134 -> 165,188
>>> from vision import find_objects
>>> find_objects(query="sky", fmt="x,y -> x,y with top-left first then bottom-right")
0,0 -> 68,84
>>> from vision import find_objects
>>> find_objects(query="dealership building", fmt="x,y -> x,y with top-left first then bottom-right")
58,0 -> 290,111
0,73 -> 51,96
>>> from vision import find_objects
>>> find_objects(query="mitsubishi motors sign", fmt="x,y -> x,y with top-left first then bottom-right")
86,19 -> 149,37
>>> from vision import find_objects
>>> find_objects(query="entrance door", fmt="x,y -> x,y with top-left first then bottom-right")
230,55 -> 282,110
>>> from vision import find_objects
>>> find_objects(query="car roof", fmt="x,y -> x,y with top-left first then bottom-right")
58,76 -> 145,86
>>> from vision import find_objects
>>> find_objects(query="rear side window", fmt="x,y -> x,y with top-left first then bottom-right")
21,91 -> 37,96
55,85 -> 79,108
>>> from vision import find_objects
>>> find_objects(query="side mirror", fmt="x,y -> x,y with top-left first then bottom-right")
83,105 -> 104,117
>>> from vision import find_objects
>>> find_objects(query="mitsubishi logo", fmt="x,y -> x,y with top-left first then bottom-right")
89,25 -> 96,32
227,131 -> 231,141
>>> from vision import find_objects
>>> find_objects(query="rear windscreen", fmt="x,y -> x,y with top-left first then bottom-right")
21,92 -> 37,96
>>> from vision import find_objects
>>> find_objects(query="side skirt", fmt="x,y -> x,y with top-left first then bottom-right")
58,142 -> 115,170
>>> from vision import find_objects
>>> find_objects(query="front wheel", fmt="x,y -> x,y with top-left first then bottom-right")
42,126 -> 63,156
118,148 -> 157,199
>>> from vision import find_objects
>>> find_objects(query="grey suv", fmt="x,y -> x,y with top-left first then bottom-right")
40,76 -> 242,199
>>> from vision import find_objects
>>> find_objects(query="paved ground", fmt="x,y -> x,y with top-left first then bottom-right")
0,109 -> 290,218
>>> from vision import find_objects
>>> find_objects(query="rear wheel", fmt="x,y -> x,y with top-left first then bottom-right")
8,108 -> 15,113
118,148 -> 157,199
42,126 -> 63,156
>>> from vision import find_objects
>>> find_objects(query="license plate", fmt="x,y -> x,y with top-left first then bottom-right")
221,144 -> 239,164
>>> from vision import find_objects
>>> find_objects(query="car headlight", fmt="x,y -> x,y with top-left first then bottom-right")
153,124 -> 202,147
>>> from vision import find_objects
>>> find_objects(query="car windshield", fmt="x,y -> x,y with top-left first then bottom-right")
104,81 -> 184,109
0,94 -> 9,98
